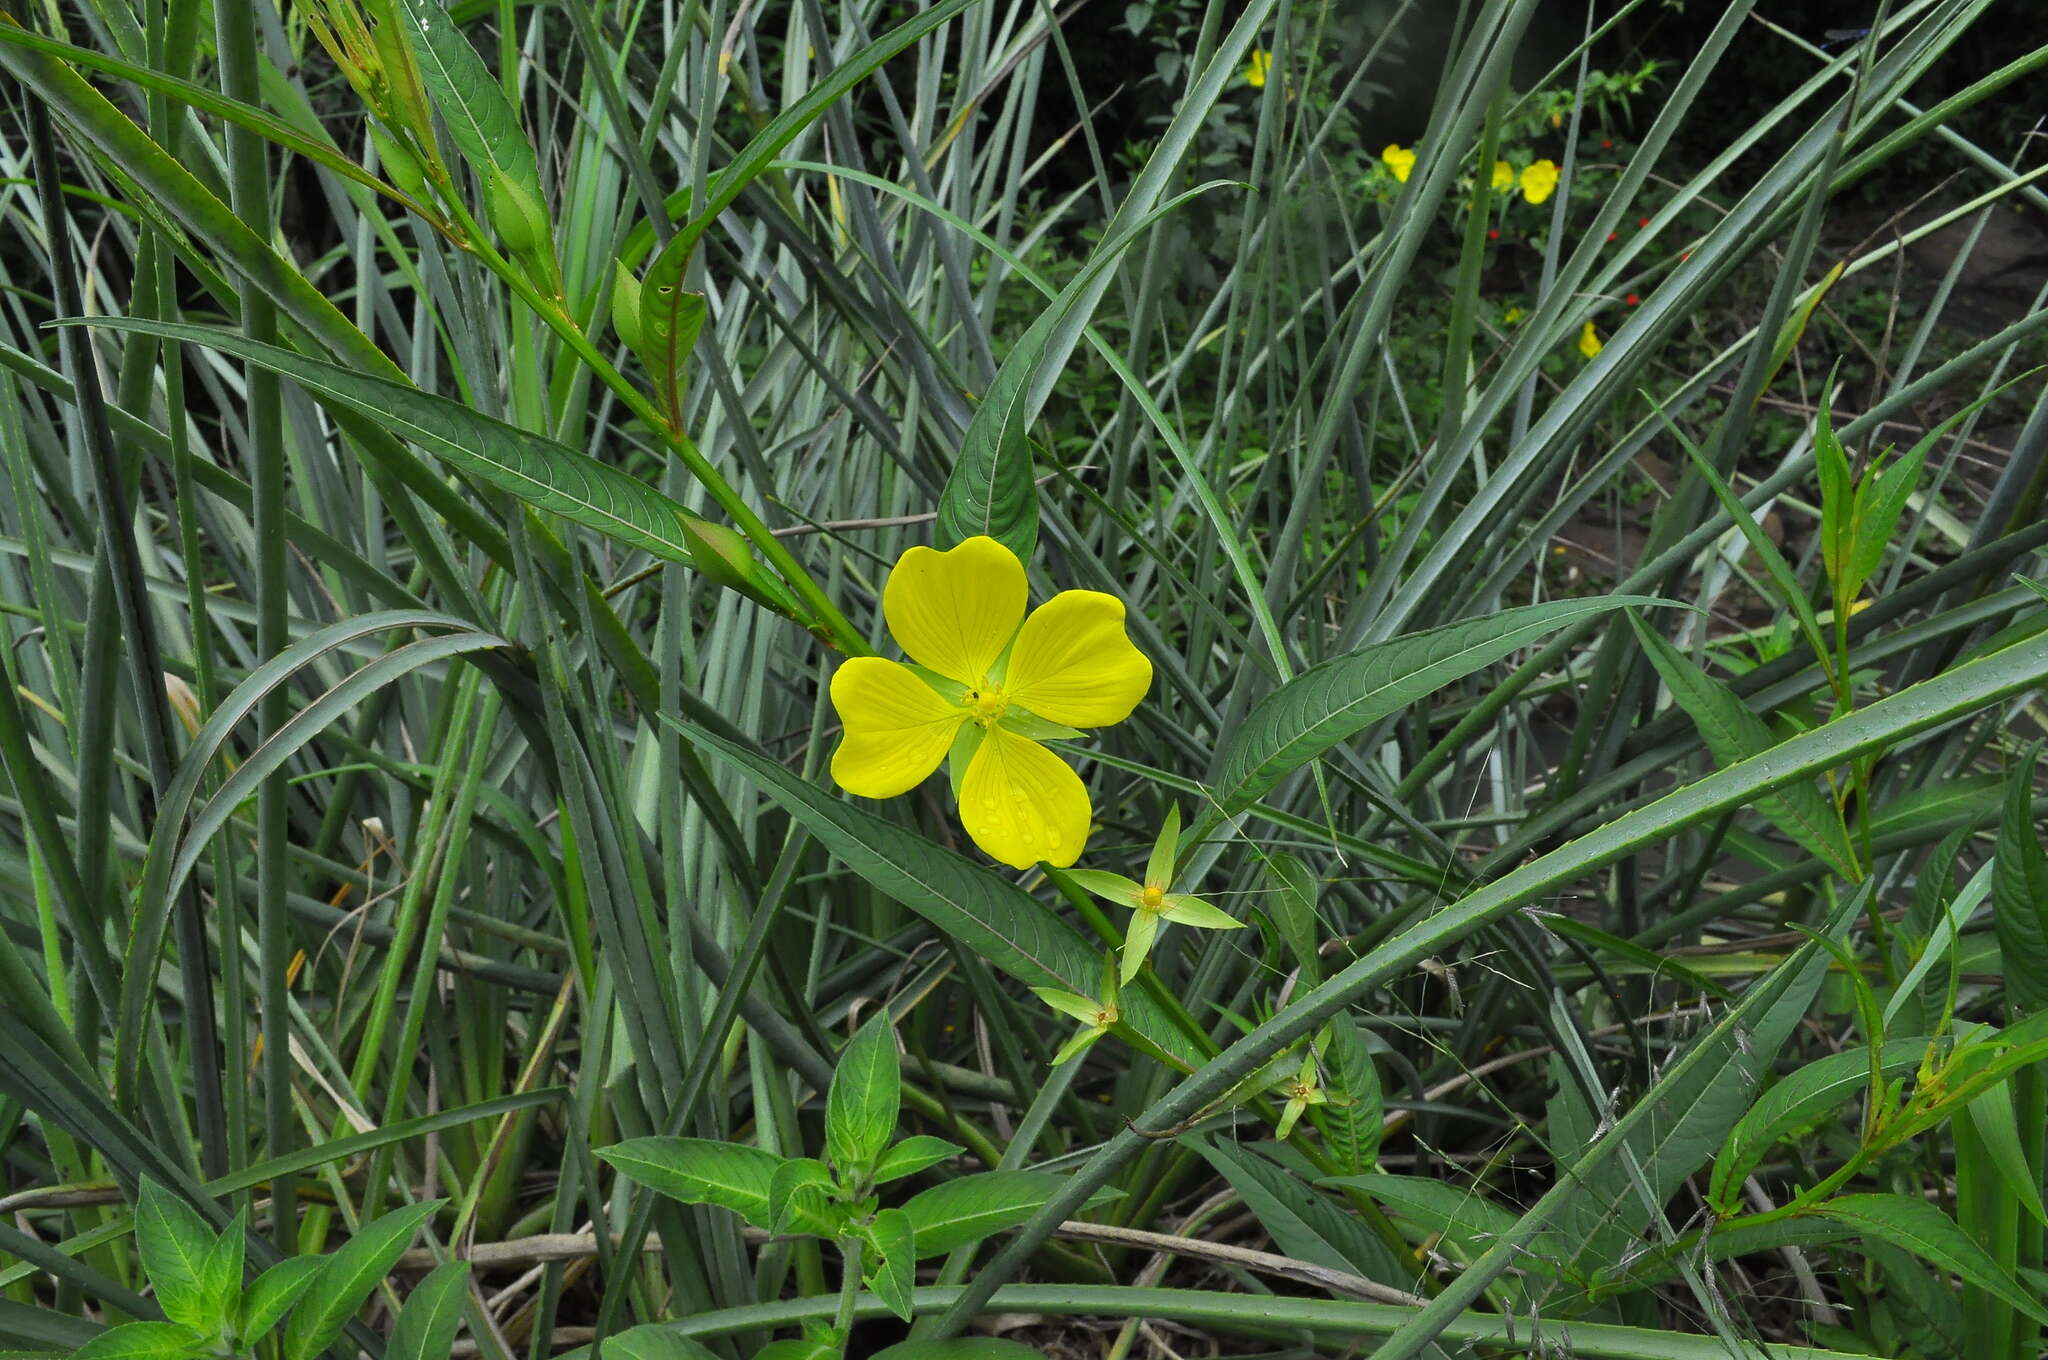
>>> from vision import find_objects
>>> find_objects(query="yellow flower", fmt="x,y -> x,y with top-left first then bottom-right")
1503,306 -> 1525,326
829,537 -> 1152,869
1069,807 -> 1241,983
1491,160 -> 1514,191
1245,49 -> 1271,88
1520,158 -> 1559,204
1578,320 -> 1602,358
1381,144 -> 1416,183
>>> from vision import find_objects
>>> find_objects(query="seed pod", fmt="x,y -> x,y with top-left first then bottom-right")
484,170 -> 550,259
611,260 -> 645,353
368,124 -> 430,202
680,517 -> 800,617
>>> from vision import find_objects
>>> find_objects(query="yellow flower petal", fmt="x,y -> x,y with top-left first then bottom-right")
1491,159 -> 1514,191
1520,158 -> 1558,205
1003,590 -> 1152,728
883,537 -> 1027,685
1381,144 -> 1415,183
1245,50 -> 1270,88
959,723 -> 1090,869
829,658 -> 965,798
1578,320 -> 1602,358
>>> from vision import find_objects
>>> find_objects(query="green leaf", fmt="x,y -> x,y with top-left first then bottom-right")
766,1158 -> 836,1236
393,0 -> 540,192
1707,1038 -> 1929,1212
827,1012 -> 902,1177
1146,805 -> 1181,890
1201,599 -> 1656,836
1811,1194 -> 2048,1325
900,1172 -> 1092,1258
661,712 -> 1201,1066
135,1180 -> 219,1333
1847,445 -> 1925,599
603,1326 -> 724,1360
282,1199 -> 444,1360
1189,1137 -> 1403,1283
864,1208 -> 916,1322
236,1256 -> 324,1342
194,1208 -> 245,1337
874,1136 -> 963,1184
71,320 -> 743,588
1321,1173 -> 1525,1267
383,1260 -> 470,1360
1312,1021 -> 1382,1175
637,234 -> 708,426
1264,855 -> 1323,984
597,1138 -> 781,1227
1994,744 -> 2048,1015
69,1322 -> 207,1360
1630,613 -> 1859,880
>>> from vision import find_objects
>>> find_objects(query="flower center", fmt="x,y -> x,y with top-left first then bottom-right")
962,684 -> 1010,727
1139,884 -> 1167,911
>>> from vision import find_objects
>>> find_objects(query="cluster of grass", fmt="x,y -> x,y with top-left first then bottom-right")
2,0 -> 2048,1357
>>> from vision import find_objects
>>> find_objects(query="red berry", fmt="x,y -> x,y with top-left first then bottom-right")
1638,216 -> 1651,228
1487,228 -> 1500,240
1625,293 -> 1639,305
1607,231 -> 1617,242
1601,139 -> 1613,149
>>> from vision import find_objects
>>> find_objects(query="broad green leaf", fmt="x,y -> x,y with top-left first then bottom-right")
1994,744 -> 2048,1014
383,1260 -> 471,1360
637,234 -> 708,427
282,1199 -> 444,1360
393,0 -> 540,192
661,712 -> 1201,1066
766,1158 -> 835,1236
194,1208 -> 245,1336
752,1338 -> 839,1360
236,1256 -> 324,1342
827,1012 -> 901,1177
900,1172 -> 1094,1258
1201,599 -> 1656,836
1188,1137 -> 1404,1284
597,1138 -> 781,1227
70,1322 -> 207,1360
1545,892 -> 1851,1288
1592,1215 -> 1857,1294
1812,1194 -> 2048,1325
603,1326 -> 723,1360
1847,445 -> 1925,599
1707,1038 -> 1928,1212
1312,1021 -> 1383,1176
1264,854 -> 1323,984
1630,613 -> 1859,881
134,1180 -> 218,1332
75,319 -> 754,588
864,1208 -> 916,1322
874,1136 -> 963,1184
1321,1173 -> 1525,1267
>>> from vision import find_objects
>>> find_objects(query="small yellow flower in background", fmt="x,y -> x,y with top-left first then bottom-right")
1273,1051 -> 1328,1140
1578,320 -> 1603,358
1503,306 -> 1525,326
1491,160 -> 1514,191
829,536 -> 1151,869
1245,49 -> 1271,88
1031,953 -> 1121,1066
1067,807 -> 1242,982
1520,158 -> 1559,204
1381,144 -> 1416,183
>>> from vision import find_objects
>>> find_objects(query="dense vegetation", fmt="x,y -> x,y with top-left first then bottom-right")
3,1 -> 2047,1358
